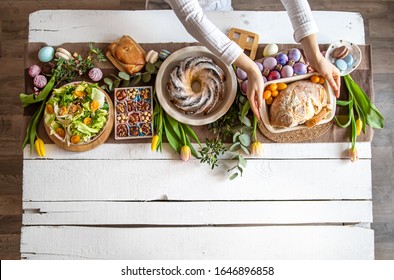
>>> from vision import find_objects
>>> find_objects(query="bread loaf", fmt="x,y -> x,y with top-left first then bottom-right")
269,80 -> 329,128
108,35 -> 146,74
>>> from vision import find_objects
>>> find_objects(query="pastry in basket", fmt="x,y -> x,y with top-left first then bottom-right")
107,35 -> 146,74
269,80 -> 331,128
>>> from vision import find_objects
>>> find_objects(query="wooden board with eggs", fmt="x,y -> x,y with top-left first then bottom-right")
235,43 -> 336,134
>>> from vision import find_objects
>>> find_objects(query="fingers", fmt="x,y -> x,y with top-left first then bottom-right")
247,90 -> 261,120
325,75 -> 339,98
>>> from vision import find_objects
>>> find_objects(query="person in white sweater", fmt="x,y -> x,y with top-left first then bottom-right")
165,0 -> 341,119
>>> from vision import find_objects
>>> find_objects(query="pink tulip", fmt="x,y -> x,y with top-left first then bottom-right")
349,147 -> 358,162
250,141 -> 263,156
180,145 -> 191,162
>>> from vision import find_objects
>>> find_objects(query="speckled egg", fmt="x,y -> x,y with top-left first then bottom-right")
343,54 -> 354,67
38,46 -> 55,63
275,52 -> 288,65
28,65 -> 41,77
263,57 -> 277,70
281,65 -> 294,78
335,59 -> 348,71
293,62 -> 307,75
254,61 -> 263,72
267,70 -> 281,81
33,75 -> 47,89
263,43 -> 279,57
236,67 -> 248,80
288,48 -> 301,62
241,80 -> 248,94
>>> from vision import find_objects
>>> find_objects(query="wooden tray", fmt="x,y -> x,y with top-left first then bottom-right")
44,87 -> 114,152
227,28 -> 259,60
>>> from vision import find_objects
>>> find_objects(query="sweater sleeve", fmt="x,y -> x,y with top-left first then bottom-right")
165,0 -> 243,65
280,0 -> 319,42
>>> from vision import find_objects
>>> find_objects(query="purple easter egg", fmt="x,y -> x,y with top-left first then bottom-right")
254,61 -> 264,72
241,80 -> 248,94
281,65 -> 294,78
275,52 -> 288,66
263,57 -> 277,70
293,62 -> 307,75
267,70 -> 281,81
263,76 -> 267,83
288,48 -> 301,62
236,67 -> 248,80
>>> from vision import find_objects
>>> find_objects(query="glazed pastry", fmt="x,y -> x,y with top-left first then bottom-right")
108,35 -> 146,74
167,56 -> 225,115
270,80 -> 330,128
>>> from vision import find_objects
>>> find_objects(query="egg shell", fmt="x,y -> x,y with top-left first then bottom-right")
293,62 -> 307,75
343,54 -> 354,67
335,59 -> 348,71
241,80 -> 248,94
281,65 -> 294,78
263,57 -> 277,70
275,52 -> 288,65
236,67 -> 248,80
38,46 -> 55,63
254,61 -> 263,72
288,48 -> 302,62
263,43 -> 279,57
267,70 -> 281,81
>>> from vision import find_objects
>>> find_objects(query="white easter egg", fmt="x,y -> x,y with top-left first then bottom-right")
263,43 -> 279,57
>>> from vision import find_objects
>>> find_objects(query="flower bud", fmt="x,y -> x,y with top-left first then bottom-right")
34,138 -> 46,157
180,145 -> 191,162
356,119 -> 362,136
151,135 -> 159,151
349,147 -> 358,162
250,141 -> 263,156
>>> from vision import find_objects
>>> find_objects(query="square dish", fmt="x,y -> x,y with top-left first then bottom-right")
114,86 -> 154,139
259,73 -> 336,134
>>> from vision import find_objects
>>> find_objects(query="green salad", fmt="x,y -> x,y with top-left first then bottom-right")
45,82 -> 109,145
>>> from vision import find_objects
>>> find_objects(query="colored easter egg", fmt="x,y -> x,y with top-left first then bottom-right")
343,54 -> 354,67
281,65 -> 294,78
263,57 -> 277,70
38,46 -> 55,63
288,48 -> 301,62
241,80 -> 248,94
275,52 -> 288,65
263,76 -> 267,83
335,59 -> 348,71
254,61 -> 263,72
293,62 -> 307,75
263,43 -> 279,57
267,70 -> 281,81
159,49 -> 171,60
236,67 -> 248,80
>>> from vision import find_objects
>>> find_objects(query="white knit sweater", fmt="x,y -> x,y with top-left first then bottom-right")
165,0 -> 318,65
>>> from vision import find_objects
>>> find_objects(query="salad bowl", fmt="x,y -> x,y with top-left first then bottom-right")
44,81 -> 114,152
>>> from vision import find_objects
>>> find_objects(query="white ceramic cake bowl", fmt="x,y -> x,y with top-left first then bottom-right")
155,46 -> 237,126
259,73 -> 336,134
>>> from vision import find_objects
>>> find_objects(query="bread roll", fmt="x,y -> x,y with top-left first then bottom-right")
269,80 -> 329,128
108,35 -> 146,74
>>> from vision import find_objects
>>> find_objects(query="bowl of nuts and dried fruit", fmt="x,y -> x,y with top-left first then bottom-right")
114,86 -> 153,139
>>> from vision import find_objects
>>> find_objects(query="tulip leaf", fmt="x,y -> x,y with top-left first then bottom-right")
165,114 -> 183,141
163,117 -> 182,153
181,123 -> 201,146
185,134 -> 199,159
241,100 -> 251,118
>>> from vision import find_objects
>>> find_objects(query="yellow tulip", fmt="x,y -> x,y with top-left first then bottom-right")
349,147 -> 358,162
151,135 -> 159,151
356,119 -> 362,136
180,145 -> 191,162
34,138 -> 46,157
250,141 -> 263,156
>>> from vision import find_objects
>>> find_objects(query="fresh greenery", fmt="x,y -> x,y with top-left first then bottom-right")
335,74 -> 384,150
101,60 -> 163,93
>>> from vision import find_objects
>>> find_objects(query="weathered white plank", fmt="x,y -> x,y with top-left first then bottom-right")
22,201 -> 372,225
23,159 -> 371,201
23,142 -> 372,160
20,226 -> 374,259
28,10 -> 365,45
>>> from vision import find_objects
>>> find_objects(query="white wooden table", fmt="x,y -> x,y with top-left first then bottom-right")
22,10 -> 374,259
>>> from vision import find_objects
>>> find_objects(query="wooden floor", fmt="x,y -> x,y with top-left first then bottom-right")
0,0 -> 392,260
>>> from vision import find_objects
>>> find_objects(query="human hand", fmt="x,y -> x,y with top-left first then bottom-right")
310,55 -> 341,98
245,67 -> 265,119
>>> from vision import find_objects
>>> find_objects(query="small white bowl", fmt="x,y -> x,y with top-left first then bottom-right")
325,39 -> 362,76
259,73 -> 336,134
155,46 -> 237,126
